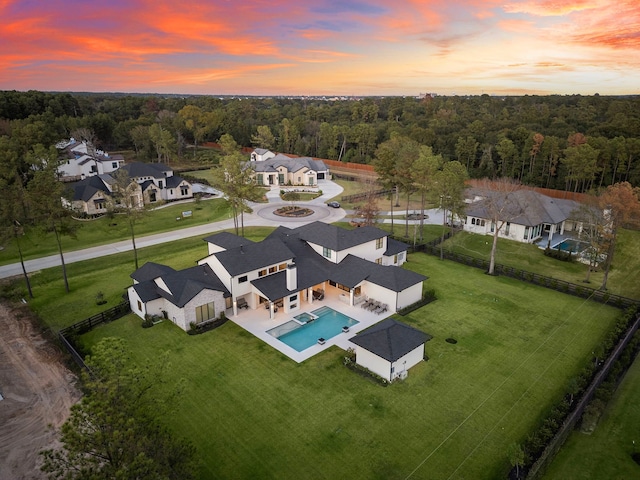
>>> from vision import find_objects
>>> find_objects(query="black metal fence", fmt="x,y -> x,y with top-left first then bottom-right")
58,301 -> 131,371
406,237 -> 640,310
525,312 -> 640,479
341,188 -> 392,203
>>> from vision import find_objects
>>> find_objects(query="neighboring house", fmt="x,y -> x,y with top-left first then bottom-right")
463,189 -> 581,244
56,138 -> 124,180
65,175 -> 118,216
248,149 -> 330,186
128,221 -> 426,331
349,318 -> 431,381
128,262 -> 230,331
119,162 -> 193,203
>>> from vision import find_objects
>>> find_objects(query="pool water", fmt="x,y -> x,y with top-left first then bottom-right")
269,306 -> 359,352
555,239 -> 586,253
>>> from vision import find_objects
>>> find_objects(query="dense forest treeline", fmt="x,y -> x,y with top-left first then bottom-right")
1,90 -> 640,191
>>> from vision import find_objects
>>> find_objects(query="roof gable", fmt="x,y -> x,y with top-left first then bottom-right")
214,238 -> 295,276
296,221 -> 388,251
350,319 -> 431,362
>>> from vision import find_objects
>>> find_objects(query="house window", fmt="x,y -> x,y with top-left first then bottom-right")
524,226 -> 529,240
195,302 -> 215,323
257,174 -> 264,185
480,220 -> 485,227
149,191 -> 157,202
112,162 -> 118,169
472,218 -> 476,225
158,180 -> 163,189
269,266 -> 277,274
279,263 -> 287,271
180,186 -> 189,196
258,269 -> 267,277
375,258 -> 382,265
297,176 -> 301,183
137,300 -> 142,311
398,252 -> 405,262
490,221 -> 495,233
393,254 -> 398,264
238,275 -> 248,283
94,199 -> 105,210
323,247 -> 332,258
505,222 -> 511,235
289,295 -> 297,301
376,237 -> 383,249
170,189 -> 173,195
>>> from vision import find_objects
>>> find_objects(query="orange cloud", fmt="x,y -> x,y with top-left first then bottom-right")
503,0 -> 600,16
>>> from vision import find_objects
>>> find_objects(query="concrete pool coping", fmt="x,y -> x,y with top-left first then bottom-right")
229,296 -> 392,363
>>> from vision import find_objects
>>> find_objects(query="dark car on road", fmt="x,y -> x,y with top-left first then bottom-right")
327,201 -> 340,208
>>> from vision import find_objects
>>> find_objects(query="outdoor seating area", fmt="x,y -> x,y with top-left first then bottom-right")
237,298 -> 249,310
312,289 -> 325,301
360,298 -> 388,314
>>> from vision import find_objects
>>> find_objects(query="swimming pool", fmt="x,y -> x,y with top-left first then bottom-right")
554,239 -> 587,253
267,306 -> 359,352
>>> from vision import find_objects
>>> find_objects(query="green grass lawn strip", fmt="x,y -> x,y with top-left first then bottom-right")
541,345 -> 640,480
71,251 -> 621,479
0,198 -> 231,266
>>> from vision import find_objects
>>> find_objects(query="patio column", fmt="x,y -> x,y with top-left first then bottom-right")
308,287 -> 313,304
232,300 -> 238,317
560,221 -> 565,235
349,289 -> 354,307
269,302 -> 275,319
548,225 -> 554,243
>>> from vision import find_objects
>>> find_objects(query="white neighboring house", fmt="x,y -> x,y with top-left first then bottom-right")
56,138 -> 124,180
463,189 -> 581,245
248,149 -> 330,187
128,221 -> 427,332
349,318 -> 431,381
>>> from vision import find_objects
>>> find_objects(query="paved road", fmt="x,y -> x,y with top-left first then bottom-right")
0,181 -> 447,280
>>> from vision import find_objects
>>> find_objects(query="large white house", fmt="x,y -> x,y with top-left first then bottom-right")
248,149 -> 330,187
56,138 -> 125,180
128,222 -> 427,332
463,189 -> 581,244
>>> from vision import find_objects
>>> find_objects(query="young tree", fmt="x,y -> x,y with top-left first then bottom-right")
474,178 -> 524,275
41,337 -> 198,480
598,182 -> 640,290
507,442 -> 525,479
213,134 -> 261,236
109,169 -> 145,270
411,146 -> 442,242
431,161 -> 468,259
149,123 -> 176,163
353,178 -> 381,227
572,196 -> 609,283
27,146 -> 77,292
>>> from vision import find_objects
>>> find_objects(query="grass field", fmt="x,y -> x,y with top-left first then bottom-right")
0,198 -> 231,266
443,229 -> 640,299
54,247 -> 623,479
542,353 -> 640,479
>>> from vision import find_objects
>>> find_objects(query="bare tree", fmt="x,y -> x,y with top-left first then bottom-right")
473,178 -> 524,275
109,169 -> 145,270
353,178 -> 380,227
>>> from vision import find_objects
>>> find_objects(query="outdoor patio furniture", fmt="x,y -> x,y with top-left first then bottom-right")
361,298 -> 374,309
368,301 -> 381,311
313,289 -> 324,301
237,298 -> 249,310
317,337 -> 326,345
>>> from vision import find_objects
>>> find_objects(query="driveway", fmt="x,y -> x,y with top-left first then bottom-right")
0,180 -> 346,279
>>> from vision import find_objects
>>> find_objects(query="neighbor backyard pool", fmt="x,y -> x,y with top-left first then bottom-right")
554,238 -> 587,253
267,306 -> 359,352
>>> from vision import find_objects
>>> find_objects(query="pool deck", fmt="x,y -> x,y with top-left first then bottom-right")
229,297 -> 392,363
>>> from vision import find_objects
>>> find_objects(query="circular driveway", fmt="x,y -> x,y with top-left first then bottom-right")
252,202 -> 344,224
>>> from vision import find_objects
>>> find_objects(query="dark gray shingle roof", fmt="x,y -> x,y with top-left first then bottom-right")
350,318 -> 431,362
203,232 -> 255,250
131,262 -> 176,283
296,221 -> 388,251
214,238 -> 295,276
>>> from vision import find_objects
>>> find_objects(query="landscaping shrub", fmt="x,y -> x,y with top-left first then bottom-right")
445,338 -> 457,344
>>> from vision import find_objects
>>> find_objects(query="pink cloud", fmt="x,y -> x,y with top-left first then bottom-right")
503,0 -> 600,17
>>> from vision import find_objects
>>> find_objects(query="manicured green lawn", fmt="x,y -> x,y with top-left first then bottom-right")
0,198 -> 231,266
25,226 -> 276,331
541,353 -> 640,479
68,250 -> 622,479
443,229 -> 640,299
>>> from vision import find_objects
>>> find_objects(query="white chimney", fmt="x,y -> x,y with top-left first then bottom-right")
286,263 -> 297,291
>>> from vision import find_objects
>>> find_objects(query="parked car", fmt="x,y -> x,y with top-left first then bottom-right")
327,201 -> 341,208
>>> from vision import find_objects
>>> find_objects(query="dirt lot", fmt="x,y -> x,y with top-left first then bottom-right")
0,302 -> 81,479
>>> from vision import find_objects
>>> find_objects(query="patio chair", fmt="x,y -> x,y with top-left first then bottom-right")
237,298 -> 249,310
367,301 -> 380,311
313,289 -> 324,301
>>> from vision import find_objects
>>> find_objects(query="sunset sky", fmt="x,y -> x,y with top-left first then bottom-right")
1,0 -> 638,96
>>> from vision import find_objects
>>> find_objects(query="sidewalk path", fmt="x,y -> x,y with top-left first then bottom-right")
0,181 -> 346,279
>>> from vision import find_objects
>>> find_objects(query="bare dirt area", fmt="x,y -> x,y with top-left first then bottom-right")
0,302 -> 81,480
